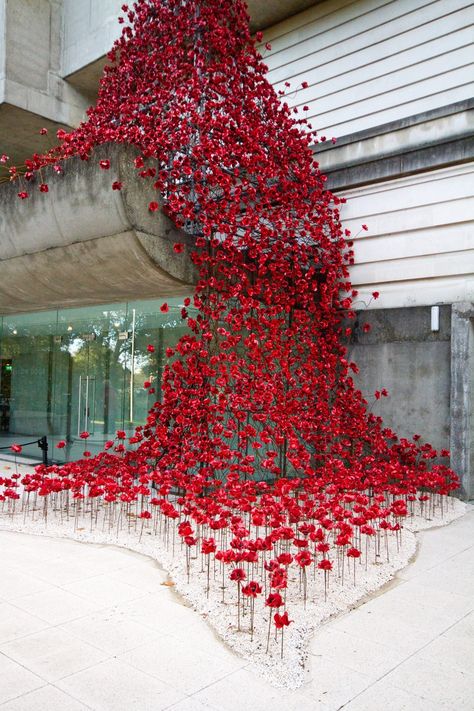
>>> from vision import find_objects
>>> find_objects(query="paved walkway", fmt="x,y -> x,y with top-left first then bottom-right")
0,507 -> 473,711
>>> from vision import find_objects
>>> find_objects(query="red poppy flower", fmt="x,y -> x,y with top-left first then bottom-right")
201,538 -> 216,554
242,581 -> 262,597
295,550 -> 312,567
347,547 -> 361,559
270,568 -> 287,590
274,611 -> 292,629
265,593 -> 283,608
318,559 -> 333,571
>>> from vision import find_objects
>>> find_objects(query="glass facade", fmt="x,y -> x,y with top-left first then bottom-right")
0,297 -> 194,462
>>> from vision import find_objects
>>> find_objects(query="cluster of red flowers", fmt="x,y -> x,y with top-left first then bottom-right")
1,0 -> 458,651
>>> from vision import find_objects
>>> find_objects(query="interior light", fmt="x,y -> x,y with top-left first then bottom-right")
12,329 -> 17,335
67,325 -> 73,331
114,321 -> 121,328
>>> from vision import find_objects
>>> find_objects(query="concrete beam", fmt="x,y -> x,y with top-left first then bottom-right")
317,101 -> 474,191
0,0 -> 90,164
0,143 -> 197,314
450,303 -> 474,500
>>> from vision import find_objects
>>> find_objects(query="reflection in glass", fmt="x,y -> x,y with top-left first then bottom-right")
0,297 -> 195,462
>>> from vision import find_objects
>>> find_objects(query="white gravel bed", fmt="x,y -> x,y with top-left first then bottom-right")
0,485 -> 465,689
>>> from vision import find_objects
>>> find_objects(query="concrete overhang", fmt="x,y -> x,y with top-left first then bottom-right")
0,105 -> 72,167
0,144 -> 197,315
247,0 -> 322,31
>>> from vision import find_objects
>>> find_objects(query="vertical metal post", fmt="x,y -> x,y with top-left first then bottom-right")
129,308 -> 136,423
77,374 -> 83,436
84,375 -> 90,432
38,436 -> 48,466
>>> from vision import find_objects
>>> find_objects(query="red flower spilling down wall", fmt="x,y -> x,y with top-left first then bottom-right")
0,0 -> 458,655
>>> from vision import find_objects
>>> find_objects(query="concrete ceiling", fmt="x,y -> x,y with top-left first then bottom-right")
246,0 -> 322,31
0,104 -> 70,168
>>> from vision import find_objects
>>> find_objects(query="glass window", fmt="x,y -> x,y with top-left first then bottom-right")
0,297 -> 195,463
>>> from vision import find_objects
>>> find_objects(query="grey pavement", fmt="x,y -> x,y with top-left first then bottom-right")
0,507 -> 473,710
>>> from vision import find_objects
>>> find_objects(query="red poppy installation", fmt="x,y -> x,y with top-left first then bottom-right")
1,0 -> 458,656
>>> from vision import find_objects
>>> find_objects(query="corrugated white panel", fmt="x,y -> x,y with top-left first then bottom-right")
340,165 -> 474,308
351,249 -> 473,284
262,0 -> 474,137
343,164 -> 472,215
351,277 -> 474,310
354,223 -> 474,263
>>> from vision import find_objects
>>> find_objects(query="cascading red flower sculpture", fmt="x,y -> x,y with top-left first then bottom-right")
0,0 -> 459,660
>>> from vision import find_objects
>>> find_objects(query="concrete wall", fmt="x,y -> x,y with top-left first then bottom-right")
0,0 -> 5,99
2,0 -> 88,123
61,0 -> 123,79
348,306 -> 451,452
6,0 -> 56,93
450,303 -> 474,498
348,303 -> 474,498
0,0 -> 89,163
262,0 -> 474,138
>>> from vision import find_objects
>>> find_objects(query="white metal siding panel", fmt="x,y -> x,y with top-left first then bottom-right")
262,0 -> 474,137
340,165 -> 474,308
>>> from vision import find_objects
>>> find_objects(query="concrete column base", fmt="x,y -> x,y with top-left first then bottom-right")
450,303 -> 474,500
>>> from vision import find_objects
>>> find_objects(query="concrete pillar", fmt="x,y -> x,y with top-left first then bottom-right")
450,302 -> 474,499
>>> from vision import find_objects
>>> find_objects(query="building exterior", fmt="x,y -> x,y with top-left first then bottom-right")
0,0 -> 473,495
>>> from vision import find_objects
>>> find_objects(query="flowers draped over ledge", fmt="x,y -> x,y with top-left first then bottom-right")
1,0 -> 458,655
